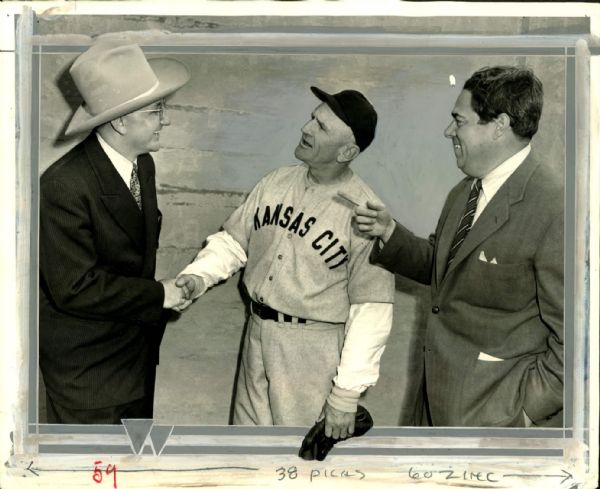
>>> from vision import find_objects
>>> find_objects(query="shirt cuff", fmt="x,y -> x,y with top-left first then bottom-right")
326,385 -> 360,413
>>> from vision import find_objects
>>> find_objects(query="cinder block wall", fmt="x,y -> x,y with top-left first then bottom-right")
36,15 -> 570,425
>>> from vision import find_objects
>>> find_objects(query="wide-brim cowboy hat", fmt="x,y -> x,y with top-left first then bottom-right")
64,40 -> 190,136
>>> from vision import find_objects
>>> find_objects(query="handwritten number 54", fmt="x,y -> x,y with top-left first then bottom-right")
93,461 -> 117,489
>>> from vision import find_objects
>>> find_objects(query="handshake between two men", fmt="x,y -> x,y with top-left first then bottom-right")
160,275 -> 204,311
160,196 -> 395,312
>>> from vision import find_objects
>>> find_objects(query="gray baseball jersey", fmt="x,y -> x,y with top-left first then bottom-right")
223,164 -> 394,323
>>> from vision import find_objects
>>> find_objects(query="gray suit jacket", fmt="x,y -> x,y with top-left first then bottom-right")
374,155 -> 564,427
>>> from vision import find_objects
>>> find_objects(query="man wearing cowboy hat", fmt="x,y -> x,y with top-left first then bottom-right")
39,40 -> 190,423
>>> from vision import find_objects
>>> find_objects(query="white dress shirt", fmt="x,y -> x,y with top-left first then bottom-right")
96,132 -> 137,188
473,144 -> 531,223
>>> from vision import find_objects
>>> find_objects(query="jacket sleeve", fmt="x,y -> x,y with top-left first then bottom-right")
40,177 -> 165,323
522,210 -> 564,422
371,221 -> 435,285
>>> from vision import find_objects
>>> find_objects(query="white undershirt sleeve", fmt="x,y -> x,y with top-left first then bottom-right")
178,230 -> 248,299
327,302 -> 393,412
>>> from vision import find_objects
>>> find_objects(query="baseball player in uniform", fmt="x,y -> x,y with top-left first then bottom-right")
176,87 -> 394,438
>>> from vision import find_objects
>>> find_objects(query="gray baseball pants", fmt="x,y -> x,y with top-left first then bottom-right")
233,314 -> 345,426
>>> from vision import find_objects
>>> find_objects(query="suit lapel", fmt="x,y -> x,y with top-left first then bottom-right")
84,136 -> 145,250
137,154 -> 159,277
442,155 -> 541,279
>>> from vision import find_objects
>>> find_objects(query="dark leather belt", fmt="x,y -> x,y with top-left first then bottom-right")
250,300 -> 307,324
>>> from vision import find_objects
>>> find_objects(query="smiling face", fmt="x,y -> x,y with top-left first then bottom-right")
122,99 -> 170,156
444,90 -> 498,178
294,103 -> 356,171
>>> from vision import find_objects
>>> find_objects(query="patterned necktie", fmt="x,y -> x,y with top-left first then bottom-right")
446,178 -> 482,267
129,162 -> 142,210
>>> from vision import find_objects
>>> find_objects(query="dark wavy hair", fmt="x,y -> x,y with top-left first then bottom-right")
464,66 -> 543,140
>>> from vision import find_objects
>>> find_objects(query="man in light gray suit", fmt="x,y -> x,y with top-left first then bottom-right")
355,66 -> 563,427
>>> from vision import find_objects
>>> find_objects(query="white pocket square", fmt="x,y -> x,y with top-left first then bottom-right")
478,250 -> 497,264
478,352 -> 504,362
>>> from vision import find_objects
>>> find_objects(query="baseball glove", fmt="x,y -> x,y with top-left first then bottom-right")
298,405 -> 373,461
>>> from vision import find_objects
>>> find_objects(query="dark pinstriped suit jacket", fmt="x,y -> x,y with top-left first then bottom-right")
39,134 -> 168,410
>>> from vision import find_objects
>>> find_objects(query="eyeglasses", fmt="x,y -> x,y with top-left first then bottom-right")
137,101 -> 167,118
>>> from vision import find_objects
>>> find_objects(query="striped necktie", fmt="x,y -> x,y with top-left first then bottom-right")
129,162 -> 142,210
446,178 -> 482,268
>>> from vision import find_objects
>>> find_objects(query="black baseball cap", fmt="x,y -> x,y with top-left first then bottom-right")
310,86 -> 377,152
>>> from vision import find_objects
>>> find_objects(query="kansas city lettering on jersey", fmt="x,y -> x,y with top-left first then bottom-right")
254,204 -> 348,270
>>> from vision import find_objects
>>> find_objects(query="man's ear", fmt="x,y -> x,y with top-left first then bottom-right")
493,113 -> 511,139
109,117 -> 127,136
336,143 -> 360,164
